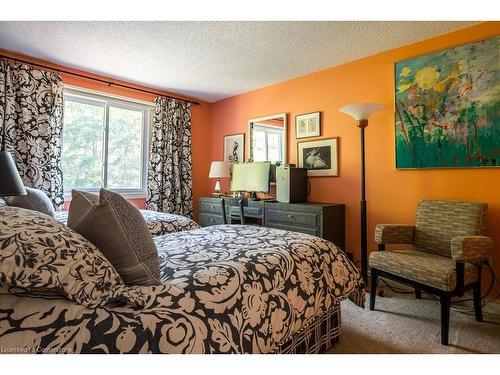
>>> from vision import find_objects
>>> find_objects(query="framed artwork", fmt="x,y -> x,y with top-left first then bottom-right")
223,133 -> 245,164
296,112 -> 321,139
395,35 -> 499,169
297,137 -> 338,177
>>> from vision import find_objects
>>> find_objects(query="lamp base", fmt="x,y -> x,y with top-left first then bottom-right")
214,178 -> 221,194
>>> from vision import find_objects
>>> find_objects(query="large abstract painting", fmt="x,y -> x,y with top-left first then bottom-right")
395,36 -> 499,169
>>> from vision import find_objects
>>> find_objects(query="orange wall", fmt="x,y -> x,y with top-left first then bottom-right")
2,23 -> 499,292
0,50 -> 212,220
208,22 -> 500,289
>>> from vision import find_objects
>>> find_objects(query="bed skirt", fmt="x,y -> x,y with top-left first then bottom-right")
273,303 -> 341,354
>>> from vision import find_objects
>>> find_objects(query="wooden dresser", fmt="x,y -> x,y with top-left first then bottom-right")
198,197 -> 227,227
198,197 -> 345,250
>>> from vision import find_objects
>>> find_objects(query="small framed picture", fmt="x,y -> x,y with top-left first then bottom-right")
295,112 -> 321,139
224,133 -> 245,164
297,137 -> 339,177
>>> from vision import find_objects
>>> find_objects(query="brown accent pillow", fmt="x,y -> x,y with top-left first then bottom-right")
68,189 -> 161,286
67,190 -> 99,228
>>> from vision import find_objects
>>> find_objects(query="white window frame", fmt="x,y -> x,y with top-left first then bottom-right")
63,86 -> 154,199
252,123 -> 284,163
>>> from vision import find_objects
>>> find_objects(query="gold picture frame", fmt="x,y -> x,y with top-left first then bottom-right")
295,111 -> 321,139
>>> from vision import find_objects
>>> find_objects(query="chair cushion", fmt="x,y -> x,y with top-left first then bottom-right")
369,249 -> 479,291
5,187 -> 55,217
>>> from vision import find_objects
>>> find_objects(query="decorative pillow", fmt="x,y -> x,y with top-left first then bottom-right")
0,206 -> 145,308
68,189 -> 161,286
5,187 -> 55,217
66,190 -> 99,228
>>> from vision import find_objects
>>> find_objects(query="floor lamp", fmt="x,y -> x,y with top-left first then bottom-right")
339,103 -> 383,283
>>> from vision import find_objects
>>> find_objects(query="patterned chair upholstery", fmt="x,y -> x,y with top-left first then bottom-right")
369,200 -> 493,346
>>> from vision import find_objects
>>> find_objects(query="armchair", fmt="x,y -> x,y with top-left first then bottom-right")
369,200 -> 493,346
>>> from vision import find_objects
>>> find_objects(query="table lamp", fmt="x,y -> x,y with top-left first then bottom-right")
339,102 -> 383,283
209,161 -> 230,195
0,150 -> 27,196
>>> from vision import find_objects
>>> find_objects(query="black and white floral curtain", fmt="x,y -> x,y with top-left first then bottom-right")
0,59 -> 64,210
146,97 -> 193,217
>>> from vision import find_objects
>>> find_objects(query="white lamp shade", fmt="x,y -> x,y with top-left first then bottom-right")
339,103 -> 384,121
209,161 -> 230,178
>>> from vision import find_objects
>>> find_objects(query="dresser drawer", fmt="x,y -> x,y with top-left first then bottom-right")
243,204 -> 263,218
266,208 -> 319,227
198,213 -> 224,227
199,201 -> 224,215
266,222 -> 319,237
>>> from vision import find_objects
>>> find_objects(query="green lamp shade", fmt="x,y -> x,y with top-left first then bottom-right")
0,151 -> 27,196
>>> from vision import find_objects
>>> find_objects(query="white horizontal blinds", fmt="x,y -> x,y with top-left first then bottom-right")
62,88 -> 150,197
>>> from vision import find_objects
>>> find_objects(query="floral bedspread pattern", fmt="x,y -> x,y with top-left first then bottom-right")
55,209 -> 199,236
0,225 -> 364,353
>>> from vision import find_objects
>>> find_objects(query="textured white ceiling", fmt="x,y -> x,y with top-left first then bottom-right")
0,21 -> 477,102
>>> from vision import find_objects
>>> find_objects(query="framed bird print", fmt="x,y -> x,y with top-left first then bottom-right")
297,137 -> 339,177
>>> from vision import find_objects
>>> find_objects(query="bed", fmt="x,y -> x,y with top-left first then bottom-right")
55,209 -> 199,236
0,207 -> 364,354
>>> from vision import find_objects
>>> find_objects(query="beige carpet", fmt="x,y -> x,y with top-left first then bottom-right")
330,289 -> 500,354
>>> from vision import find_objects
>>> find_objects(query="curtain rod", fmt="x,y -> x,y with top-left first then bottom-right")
0,54 -> 201,106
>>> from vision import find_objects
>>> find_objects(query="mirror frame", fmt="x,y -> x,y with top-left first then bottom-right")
248,113 -> 287,164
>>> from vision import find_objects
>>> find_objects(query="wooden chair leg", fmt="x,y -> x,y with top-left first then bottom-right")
439,293 -> 451,346
473,283 -> 483,322
415,288 -> 422,299
370,269 -> 378,311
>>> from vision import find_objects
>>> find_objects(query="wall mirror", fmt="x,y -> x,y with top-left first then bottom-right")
248,113 -> 287,164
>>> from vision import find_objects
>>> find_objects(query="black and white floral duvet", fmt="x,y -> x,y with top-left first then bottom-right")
0,225 -> 364,353
55,209 -> 199,236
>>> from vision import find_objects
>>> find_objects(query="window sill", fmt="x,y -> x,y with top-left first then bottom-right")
64,191 -> 147,201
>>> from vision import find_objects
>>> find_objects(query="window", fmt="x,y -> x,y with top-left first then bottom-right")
252,124 -> 284,163
62,89 -> 151,197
